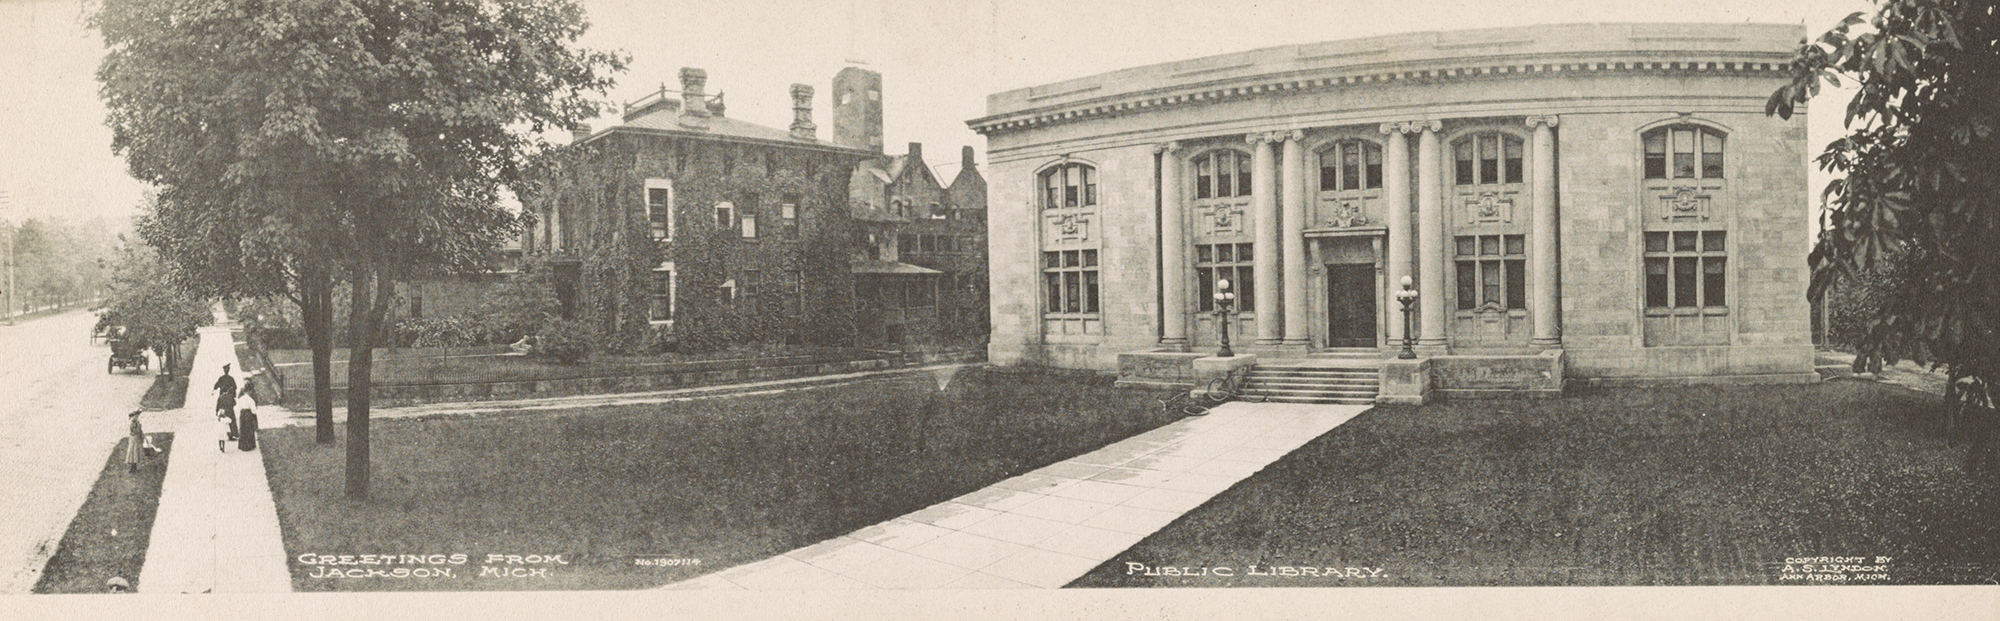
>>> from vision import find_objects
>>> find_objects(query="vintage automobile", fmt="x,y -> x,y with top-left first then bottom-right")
107,332 -> 149,374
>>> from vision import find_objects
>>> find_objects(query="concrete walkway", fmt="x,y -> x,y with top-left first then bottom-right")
666,401 -> 1369,590
137,306 -> 291,594
262,363 -> 973,427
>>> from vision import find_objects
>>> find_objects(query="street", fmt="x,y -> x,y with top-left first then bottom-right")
0,308 -> 156,593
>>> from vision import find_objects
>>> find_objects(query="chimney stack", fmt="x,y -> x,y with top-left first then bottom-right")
961,146 -> 976,170
678,67 -> 709,128
569,123 -> 592,144
907,142 -> 922,162
789,84 -> 816,140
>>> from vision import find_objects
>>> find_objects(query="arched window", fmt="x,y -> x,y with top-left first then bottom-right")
1319,140 -> 1382,191
1643,126 -> 1725,180
1453,133 -> 1525,186
1040,162 -> 1097,209
1193,151 -> 1252,199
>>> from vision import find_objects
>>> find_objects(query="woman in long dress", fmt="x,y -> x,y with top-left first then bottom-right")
125,410 -> 144,473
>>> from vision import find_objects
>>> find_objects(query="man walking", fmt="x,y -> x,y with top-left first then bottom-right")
212,363 -> 238,440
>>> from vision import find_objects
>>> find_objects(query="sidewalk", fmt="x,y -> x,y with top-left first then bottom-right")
262,363 -> 975,427
666,401 -> 1369,589
136,306 -> 291,593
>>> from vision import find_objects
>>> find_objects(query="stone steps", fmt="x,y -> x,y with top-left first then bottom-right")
1243,362 -> 1380,405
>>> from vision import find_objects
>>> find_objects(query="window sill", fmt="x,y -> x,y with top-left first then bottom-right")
1643,307 -> 1730,317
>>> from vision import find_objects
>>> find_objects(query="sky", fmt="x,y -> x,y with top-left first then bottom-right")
0,0 -> 1873,227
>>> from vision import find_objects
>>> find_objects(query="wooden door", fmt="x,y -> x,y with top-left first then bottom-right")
1326,264 -> 1377,347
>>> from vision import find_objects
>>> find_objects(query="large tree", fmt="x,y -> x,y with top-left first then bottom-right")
1769,0 -> 2000,470
98,0 -> 622,498
96,238 -> 212,374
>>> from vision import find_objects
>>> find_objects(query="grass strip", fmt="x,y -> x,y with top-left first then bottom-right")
34,434 -> 176,593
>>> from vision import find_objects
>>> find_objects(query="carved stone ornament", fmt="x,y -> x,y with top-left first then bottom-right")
1659,184 -> 1712,221
1202,203 -> 1248,236
1326,200 -> 1368,228
1465,191 -> 1514,224
1046,212 -> 1093,243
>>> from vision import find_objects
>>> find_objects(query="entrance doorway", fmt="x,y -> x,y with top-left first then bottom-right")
1326,264 -> 1377,347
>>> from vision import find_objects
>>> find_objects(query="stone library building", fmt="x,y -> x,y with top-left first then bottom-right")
969,23 -> 1817,402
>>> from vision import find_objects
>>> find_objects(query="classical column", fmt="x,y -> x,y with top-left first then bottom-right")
1528,115 -> 1561,348
1379,122 -> 1413,347
1157,142 -> 1189,350
1416,120 -> 1447,350
1250,132 -> 1281,346
1280,130 -> 1309,349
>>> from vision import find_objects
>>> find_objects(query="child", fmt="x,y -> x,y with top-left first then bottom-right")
217,411 -> 232,453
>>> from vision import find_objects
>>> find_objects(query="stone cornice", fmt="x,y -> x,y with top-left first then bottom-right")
969,54 -> 1792,136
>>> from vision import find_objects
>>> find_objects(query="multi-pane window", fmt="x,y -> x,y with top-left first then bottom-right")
780,196 -> 799,239
713,201 -> 734,232
1644,127 -> 1726,180
645,178 -> 673,241
739,195 -> 758,238
1454,235 -> 1526,310
898,234 -> 917,256
1319,140 -> 1383,191
1042,249 -> 1099,314
1453,134 -> 1525,185
648,264 -> 675,323
1040,163 -> 1097,209
1194,243 -> 1255,313
1194,151 -> 1252,199
1644,231 -> 1727,308
741,270 -> 761,312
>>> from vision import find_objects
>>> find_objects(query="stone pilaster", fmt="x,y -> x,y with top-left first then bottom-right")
1249,132 -> 1280,346
1157,142 -> 1189,350
1415,120 -> 1446,351
1528,115 -> 1561,348
1280,130 -> 1308,349
1379,122 -> 1413,347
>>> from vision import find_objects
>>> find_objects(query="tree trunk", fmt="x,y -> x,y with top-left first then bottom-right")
344,267 -> 377,500
302,267 -> 337,444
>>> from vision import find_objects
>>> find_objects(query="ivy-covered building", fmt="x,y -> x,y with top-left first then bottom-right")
523,66 -> 988,353
524,67 -> 877,352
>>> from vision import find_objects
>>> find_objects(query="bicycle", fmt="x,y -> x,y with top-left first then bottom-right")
1158,365 -> 1266,417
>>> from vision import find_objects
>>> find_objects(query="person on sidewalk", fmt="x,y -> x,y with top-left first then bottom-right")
236,376 -> 260,452
125,410 -> 145,473
217,410 -> 233,453
213,364 -> 238,439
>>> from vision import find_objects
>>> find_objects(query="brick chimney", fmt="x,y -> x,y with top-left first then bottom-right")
907,142 -> 922,163
569,123 -> 592,144
789,84 -> 816,140
678,67 -> 709,128
961,145 -> 975,170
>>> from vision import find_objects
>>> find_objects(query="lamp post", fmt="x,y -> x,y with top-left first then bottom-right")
1395,275 -> 1419,359
1213,278 -> 1237,357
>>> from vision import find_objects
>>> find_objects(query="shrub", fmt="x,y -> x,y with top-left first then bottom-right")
533,318 -> 594,364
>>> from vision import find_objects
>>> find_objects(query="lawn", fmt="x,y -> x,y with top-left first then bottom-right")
35,434 -> 175,593
261,366 -> 1177,591
260,345 -> 877,389
138,340 -> 198,411
1070,381 -> 2000,587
